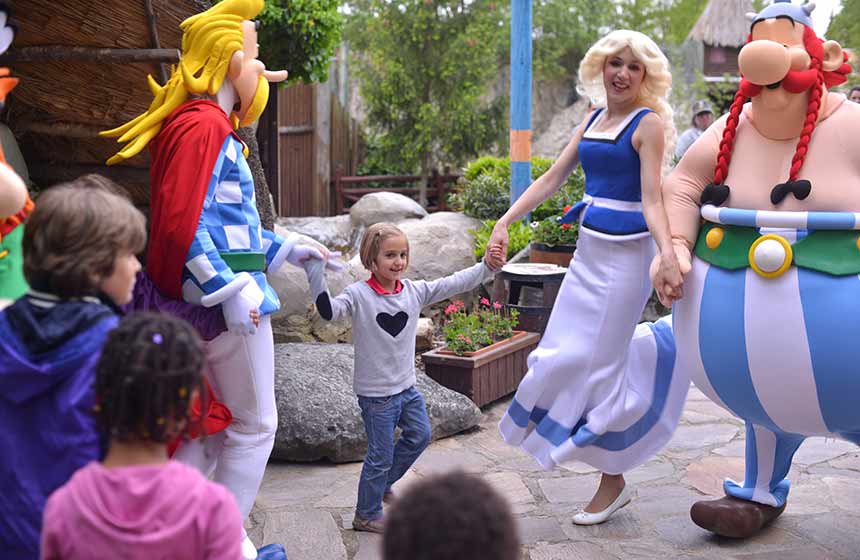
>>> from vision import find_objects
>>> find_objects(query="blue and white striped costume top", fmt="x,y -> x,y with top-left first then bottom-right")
181,135 -> 286,316
562,107 -> 651,237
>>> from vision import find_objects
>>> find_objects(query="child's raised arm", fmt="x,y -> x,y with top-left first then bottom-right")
413,259 -> 494,307
303,258 -> 354,321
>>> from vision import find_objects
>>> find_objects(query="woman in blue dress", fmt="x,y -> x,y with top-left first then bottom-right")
489,30 -> 686,525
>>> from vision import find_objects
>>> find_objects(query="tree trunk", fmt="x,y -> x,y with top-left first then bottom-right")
418,156 -> 430,209
237,123 -> 276,231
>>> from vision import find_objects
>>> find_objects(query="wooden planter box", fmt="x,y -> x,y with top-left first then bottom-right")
529,242 -> 575,268
422,331 -> 540,407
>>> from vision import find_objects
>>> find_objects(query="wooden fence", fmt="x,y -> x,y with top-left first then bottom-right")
332,167 -> 461,214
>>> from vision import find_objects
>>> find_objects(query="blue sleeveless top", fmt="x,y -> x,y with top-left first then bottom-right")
567,107 -> 652,236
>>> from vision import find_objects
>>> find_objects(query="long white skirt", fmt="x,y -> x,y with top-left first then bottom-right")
498,228 -> 689,473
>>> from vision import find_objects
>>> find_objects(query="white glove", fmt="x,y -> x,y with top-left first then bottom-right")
285,244 -> 324,267
222,275 -> 265,336
323,251 -> 345,271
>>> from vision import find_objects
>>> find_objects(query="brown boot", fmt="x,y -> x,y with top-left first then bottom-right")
690,496 -> 786,538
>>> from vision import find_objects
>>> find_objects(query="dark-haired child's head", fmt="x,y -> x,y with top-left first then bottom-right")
96,312 -> 205,444
383,471 -> 520,560
23,175 -> 146,304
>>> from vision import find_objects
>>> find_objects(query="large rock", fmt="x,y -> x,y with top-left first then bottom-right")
398,212 -> 483,282
272,343 -> 483,462
277,214 -> 353,250
349,192 -> 427,229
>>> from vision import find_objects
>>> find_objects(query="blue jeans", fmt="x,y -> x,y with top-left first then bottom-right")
356,386 -> 432,520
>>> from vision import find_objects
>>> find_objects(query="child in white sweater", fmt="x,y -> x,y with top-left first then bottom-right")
303,222 -> 495,533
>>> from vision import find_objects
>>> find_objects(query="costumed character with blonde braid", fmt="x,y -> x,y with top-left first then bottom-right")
495,30 -> 689,526
651,0 -> 858,538
0,12 -> 32,308
102,1 -> 332,557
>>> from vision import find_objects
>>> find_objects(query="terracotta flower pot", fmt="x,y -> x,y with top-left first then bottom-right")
422,331 -> 540,407
529,242 -> 575,268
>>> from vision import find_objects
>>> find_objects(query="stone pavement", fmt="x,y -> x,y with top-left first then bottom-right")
247,385 -> 860,559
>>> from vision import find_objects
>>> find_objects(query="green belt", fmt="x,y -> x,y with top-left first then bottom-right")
694,222 -> 860,276
219,251 -> 266,272
0,224 -> 28,300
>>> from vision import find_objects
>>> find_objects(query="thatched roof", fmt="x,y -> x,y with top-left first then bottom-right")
4,0 -> 211,205
688,0 -> 753,47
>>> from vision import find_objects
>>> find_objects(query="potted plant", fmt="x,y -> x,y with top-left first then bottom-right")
422,298 -> 540,407
529,206 -> 578,267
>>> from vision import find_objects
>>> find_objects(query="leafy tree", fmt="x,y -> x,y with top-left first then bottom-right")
828,0 -> 860,53
217,0 -> 344,84
345,0 -> 507,204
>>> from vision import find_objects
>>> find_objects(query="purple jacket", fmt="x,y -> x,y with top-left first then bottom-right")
0,293 -> 118,560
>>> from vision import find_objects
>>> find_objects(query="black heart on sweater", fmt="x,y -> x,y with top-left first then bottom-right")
376,311 -> 409,338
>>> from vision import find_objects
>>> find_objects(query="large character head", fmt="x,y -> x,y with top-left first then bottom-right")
101,0 -> 288,165
709,0 -> 851,192
577,29 -> 677,171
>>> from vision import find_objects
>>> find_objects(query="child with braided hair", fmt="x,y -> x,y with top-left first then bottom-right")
41,312 -> 245,560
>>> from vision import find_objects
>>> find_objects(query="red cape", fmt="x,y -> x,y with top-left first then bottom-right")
147,100 -> 238,453
147,100 -> 241,299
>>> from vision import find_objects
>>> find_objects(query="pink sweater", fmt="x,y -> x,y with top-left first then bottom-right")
41,461 -> 242,560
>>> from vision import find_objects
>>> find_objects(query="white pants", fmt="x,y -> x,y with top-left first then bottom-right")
174,316 -> 277,520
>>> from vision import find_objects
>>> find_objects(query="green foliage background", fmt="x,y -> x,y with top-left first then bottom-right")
215,0 -> 344,84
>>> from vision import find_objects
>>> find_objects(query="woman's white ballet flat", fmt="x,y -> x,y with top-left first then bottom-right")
572,484 -> 633,526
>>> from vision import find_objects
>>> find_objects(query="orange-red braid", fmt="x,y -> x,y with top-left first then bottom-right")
713,89 -> 750,185
789,26 -> 826,182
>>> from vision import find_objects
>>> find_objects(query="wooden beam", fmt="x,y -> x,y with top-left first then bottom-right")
17,120 -> 105,139
142,0 -> 169,85
0,46 -> 180,64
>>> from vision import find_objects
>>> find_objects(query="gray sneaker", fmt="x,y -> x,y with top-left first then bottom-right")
352,514 -> 385,533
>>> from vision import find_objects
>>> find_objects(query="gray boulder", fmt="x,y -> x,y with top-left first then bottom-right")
272,343 -> 483,463
398,212 -> 482,282
349,192 -> 427,229
277,214 -> 353,250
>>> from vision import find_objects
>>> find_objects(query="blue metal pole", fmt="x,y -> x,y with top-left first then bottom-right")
510,0 -> 532,208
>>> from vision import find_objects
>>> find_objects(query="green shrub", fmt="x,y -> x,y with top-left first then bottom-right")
471,219 -> 532,260
459,175 -> 509,221
460,156 -> 586,222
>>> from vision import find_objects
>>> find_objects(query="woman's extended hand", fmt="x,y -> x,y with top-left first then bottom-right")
485,221 -> 510,269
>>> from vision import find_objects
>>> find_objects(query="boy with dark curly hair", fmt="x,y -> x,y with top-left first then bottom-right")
382,470 -> 520,560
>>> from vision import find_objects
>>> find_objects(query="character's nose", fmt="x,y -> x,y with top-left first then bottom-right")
738,40 -> 791,86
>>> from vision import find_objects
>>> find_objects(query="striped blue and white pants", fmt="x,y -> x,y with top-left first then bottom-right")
674,255 -> 860,507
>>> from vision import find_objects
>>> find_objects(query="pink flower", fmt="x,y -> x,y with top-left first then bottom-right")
458,333 -> 466,340
465,337 -> 472,343
454,300 -> 465,310
493,302 -> 502,310
480,297 -> 490,306
444,304 -> 457,315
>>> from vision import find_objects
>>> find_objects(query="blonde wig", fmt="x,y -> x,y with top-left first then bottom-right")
577,30 -> 676,172
101,0 -> 263,165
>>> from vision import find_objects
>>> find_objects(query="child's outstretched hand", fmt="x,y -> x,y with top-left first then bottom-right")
484,245 -> 506,271
249,309 -> 260,329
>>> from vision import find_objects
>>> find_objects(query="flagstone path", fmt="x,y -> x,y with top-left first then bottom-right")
247,385 -> 860,559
